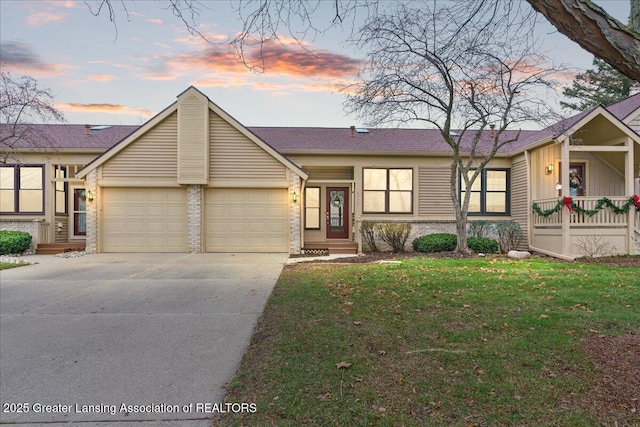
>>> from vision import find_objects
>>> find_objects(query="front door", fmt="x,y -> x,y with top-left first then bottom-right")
73,188 -> 87,237
326,187 -> 349,239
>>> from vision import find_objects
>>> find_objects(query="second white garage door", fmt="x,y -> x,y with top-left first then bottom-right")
205,188 -> 289,252
101,187 -> 188,252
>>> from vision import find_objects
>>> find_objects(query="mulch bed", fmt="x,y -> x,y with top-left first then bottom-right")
580,333 -> 640,424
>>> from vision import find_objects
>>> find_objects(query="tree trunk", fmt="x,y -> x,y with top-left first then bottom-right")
526,0 -> 640,81
450,165 -> 473,255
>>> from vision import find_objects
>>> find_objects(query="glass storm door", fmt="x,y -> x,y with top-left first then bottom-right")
326,187 -> 349,239
73,188 -> 87,236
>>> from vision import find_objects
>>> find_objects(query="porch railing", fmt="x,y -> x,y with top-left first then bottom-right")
532,197 -> 636,227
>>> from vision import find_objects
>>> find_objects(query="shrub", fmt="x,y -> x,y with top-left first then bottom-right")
494,221 -> 524,253
468,220 -> 493,238
468,237 -> 499,254
361,221 -> 378,252
412,233 -> 457,253
376,223 -> 411,253
0,230 -> 32,255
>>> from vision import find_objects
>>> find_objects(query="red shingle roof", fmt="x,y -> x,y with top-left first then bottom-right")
0,124 -> 138,150
2,94 -> 637,155
248,127 -> 530,154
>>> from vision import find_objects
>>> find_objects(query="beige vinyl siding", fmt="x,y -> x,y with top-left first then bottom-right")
510,159 -> 529,248
100,187 -> 188,252
204,188 -> 289,252
418,167 -> 454,216
102,112 -> 178,179
177,92 -> 209,183
531,144 -> 625,200
54,215 -> 69,243
209,113 -> 287,181
626,112 -> 640,133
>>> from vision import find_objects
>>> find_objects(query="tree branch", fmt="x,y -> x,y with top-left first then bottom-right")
526,0 -> 640,80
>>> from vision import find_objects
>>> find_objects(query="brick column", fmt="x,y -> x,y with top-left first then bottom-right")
289,174 -> 302,255
187,185 -> 202,253
85,170 -> 98,253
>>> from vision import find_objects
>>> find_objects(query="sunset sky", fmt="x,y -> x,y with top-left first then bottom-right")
0,1 -> 632,128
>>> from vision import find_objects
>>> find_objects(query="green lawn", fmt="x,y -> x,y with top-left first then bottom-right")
0,262 -> 29,270
215,257 -> 639,426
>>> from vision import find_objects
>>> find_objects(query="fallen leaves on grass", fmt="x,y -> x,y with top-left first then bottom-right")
579,333 -> 640,422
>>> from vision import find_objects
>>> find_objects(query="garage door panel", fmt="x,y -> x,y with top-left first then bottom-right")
101,188 -> 188,252
205,188 -> 288,253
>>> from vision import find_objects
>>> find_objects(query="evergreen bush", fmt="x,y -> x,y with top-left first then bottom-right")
0,230 -> 32,255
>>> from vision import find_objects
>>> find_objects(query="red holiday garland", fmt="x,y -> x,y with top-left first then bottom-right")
563,196 -> 573,214
634,194 -> 640,209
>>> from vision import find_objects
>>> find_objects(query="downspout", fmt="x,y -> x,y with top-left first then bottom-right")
300,177 -> 306,252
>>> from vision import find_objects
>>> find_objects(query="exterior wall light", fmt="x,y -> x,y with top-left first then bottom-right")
292,190 -> 298,203
86,190 -> 95,202
546,164 -> 554,175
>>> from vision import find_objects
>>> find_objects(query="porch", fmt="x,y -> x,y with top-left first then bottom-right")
530,196 -> 640,259
303,241 -> 358,255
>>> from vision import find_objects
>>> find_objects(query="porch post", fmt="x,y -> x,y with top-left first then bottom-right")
625,137 -> 634,253
524,150 -> 532,249
560,138 -> 571,256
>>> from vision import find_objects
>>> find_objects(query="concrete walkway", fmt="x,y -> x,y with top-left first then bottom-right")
0,253 -> 287,426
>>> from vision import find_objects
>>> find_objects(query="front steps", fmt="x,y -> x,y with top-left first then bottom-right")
36,242 -> 86,255
303,242 -> 358,255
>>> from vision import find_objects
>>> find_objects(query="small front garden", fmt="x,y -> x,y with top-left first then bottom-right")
215,256 -> 639,426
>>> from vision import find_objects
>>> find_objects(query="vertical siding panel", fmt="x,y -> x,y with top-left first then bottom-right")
178,91 -> 209,183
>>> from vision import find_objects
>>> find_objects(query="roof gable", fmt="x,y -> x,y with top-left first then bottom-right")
79,87 -> 307,180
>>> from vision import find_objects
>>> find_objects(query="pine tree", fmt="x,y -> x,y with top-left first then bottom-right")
561,57 -> 639,111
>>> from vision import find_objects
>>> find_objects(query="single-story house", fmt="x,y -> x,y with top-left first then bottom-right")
2,86 -> 639,259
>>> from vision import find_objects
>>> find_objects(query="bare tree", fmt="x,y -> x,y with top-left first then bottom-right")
84,1 -> 638,79
0,70 -> 64,163
344,2 -> 562,254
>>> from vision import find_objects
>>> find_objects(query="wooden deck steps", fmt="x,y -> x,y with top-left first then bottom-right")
36,243 -> 86,255
303,242 -> 358,255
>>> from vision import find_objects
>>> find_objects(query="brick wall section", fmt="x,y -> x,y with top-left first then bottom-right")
289,174 -> 301,254
187,185 -> 202,253
85,170 -> 98,253
0,219 -> 41,250
360,220 -> 457,252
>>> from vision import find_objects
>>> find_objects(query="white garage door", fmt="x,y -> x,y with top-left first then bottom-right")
101,187 -> 188,252
205,188 -> 289,252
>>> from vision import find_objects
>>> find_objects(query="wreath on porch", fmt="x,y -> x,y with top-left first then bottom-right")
532,195 -> 640,217
331,192 -> 344,208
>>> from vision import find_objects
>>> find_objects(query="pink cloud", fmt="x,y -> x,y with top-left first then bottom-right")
58,103 -> 154,117
89,74 -> 116,82
28,12 -> 67,26
141,40 -> 361,82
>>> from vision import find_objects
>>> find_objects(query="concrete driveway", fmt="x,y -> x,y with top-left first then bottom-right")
0,253 -> 287,426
